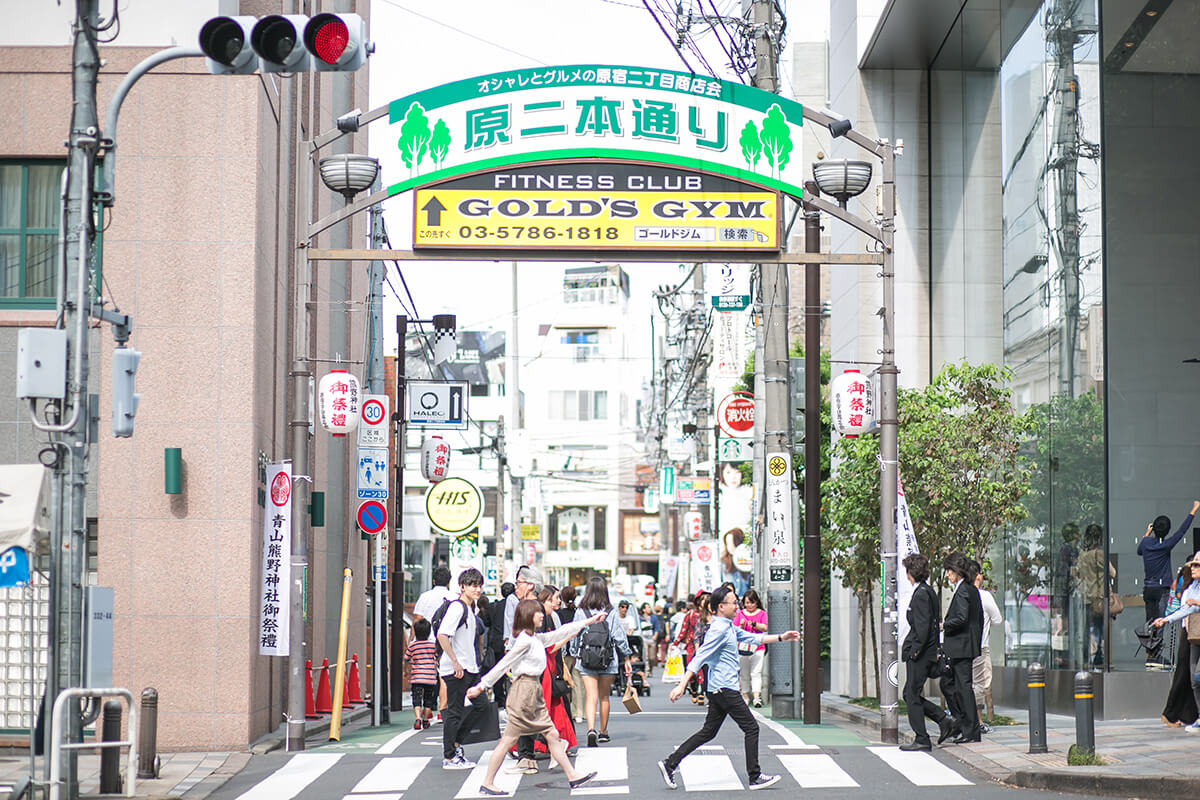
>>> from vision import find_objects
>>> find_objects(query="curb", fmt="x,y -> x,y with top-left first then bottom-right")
1004,769 -> 1198,798
819,698 -> 881,731
250,707 -> 373,754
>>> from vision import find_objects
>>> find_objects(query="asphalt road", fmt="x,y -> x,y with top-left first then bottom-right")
210,688 -> 1108,800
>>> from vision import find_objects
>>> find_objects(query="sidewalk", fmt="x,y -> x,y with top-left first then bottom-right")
819,691 -> 1199,797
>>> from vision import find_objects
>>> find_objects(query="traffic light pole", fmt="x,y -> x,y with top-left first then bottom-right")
390,316 -> 409,713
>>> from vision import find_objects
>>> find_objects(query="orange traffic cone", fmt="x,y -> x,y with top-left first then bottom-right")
305,659 -> 318,719
315,658 -> 333,714
346,654 -> 364,705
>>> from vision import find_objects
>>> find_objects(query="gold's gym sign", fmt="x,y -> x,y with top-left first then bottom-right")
414,162 -> 779,252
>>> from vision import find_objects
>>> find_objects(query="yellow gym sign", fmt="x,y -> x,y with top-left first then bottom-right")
414,161 -> 780,253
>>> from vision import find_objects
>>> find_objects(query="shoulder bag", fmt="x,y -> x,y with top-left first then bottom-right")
1186,611 -> 1200,644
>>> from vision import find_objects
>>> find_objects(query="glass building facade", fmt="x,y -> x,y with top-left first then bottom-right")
844,0 -> 1200,712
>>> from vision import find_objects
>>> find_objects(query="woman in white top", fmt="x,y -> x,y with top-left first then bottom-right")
1153,552 -> 1200,731
468,599 -> 605,795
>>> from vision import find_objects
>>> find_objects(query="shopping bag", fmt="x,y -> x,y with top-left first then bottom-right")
459,696 -> 501,744
663,645 -> 684,684
623,681 -> 642,714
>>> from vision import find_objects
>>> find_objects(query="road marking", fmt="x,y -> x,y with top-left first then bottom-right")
571,747 -> 628,795
866,746 -> 972,786
776,753 -> 859,788
454,749 -> 522,798
678,754 -> 743,791
234,753 -> 342,800
750,709 -> 818,749
375,728 -> 424,755
342,794 -> 402,800
351,757 -> 430,793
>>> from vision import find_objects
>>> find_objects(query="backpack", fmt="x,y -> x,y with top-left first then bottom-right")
579,611 -> 614,671
430,598 -> 469,659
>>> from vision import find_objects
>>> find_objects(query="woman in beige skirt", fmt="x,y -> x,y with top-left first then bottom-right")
468,599 -> 605,795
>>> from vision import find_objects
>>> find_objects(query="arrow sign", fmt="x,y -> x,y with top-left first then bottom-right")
421,195 -> 447,226
449,385 -> 463,423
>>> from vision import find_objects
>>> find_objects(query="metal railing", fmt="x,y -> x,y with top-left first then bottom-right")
49,688 -> 138,800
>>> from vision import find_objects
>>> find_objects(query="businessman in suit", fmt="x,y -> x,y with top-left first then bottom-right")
942,552 -> 984,743
900,553 -> 953,751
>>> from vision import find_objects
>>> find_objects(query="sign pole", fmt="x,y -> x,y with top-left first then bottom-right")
390,315 -> 408,712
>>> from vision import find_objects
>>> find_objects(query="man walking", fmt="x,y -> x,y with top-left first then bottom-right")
438,568 -> 485,770
900,554 -> 952,750
657,585 -> 799,790
969,559 -> 1003,730
942,553 -> 983,743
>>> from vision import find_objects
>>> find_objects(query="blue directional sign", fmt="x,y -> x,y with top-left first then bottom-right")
0,547 -> 30,588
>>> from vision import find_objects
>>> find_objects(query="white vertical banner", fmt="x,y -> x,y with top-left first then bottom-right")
689,541 -> 720,592
259,462 -> 292,656
712,308 -> 747,379
896,476 -> 919,644
658,551 -> 679,599
765,452 -> 793,583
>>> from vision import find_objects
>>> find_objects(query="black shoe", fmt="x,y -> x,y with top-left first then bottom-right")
479,786 -> 507,796
936,718 -> 956,745
597,731 -> 611,743
979,722 -> 992,735
748,774 -> 781,790
569,771 -> 598,789
953,734 -> 981,744
900,741 -> 932,751
587,729 -> 598,748
658,760 -> 678,790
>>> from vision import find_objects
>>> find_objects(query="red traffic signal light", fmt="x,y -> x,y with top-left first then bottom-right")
304,13 -> 369,71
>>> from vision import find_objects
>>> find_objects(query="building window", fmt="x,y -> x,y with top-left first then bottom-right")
548,389 -> 608,421
0,161 -> 64,306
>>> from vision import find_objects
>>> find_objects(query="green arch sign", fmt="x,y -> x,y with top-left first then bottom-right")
385,64 -> 805,200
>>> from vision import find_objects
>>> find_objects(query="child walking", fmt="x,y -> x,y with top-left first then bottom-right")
405,618 -> 439,730
467,599 -> 605,795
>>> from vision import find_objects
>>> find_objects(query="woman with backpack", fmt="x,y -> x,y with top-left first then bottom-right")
570,575 -> 632,747
468,599 -> 604,795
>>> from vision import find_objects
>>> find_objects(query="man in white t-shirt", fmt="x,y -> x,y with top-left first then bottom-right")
439,567 -> 484,770
969,559 -> 1004,731
414,565 -> 456,639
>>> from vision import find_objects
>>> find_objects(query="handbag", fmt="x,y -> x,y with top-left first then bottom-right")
1107,592 -> 1125,618
663,645 -> 684,684
622,680 -> 642,714
551,675 -> 571,700
458,696 -> 501,744
1187,612 -> 1200,644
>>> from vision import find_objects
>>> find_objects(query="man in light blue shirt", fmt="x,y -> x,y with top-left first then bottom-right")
657,585 -> 799,791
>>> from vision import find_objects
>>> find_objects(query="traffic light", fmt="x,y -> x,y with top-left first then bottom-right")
112,347 -> 141,438
198,16 -> 258,75
251,14 -> 310,73
199,14 -> 370,75
304,13 -> 369,72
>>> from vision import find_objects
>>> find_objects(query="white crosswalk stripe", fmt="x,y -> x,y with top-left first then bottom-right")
776,753 -> 859,788
234,753 -> 342,800
350,757 -> 431,793
866,746 -> 973,786
571,746 -> 629,796
453,749 -> 523,798
677,753 -> 744,791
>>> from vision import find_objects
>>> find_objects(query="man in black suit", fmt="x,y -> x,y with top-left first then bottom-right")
900,553 -> 953,751
942,552 -> 984,743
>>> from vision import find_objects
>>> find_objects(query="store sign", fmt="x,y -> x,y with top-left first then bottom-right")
676,477 -> 711,504
710,263 -> 751,311
520,524 -> 541,541
425,477 -> 483,533
387,63 -> 805,200
717,437 -> 753,462
766,451 -> 793,583
413,162 -> 779,252
660,466 -> 675,504
713,307 -> 748,378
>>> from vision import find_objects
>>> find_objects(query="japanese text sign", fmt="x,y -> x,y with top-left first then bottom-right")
259,463 -> 292,656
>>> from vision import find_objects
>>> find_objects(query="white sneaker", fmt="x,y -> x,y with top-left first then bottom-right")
1185,722 -> 1200,733
443,755 -> 476,770
748,774 -> 781,790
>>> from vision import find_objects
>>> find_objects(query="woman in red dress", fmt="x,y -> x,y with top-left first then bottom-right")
673,591 -> 710,704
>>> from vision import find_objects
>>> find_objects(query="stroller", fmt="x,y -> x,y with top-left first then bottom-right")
612,634 -> 651,697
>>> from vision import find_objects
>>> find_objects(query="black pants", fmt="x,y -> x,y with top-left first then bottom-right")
902,656 -> 943,745
1164,628 -> 1200,725
442,671 -> 481,760
948,657 -> 979,739
665,688 -> 760,781
1144,586 -> 1168,624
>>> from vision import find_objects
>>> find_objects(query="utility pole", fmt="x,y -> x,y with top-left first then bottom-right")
802,185 -> 821,723
752,0 -> 798,718
495,416 -> 506,569
366,195 -> 388,724
391,315 -> 409,712
509,261 -> 520,568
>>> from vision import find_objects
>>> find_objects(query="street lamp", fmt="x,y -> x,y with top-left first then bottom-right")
812,160 -> 873,207
390,313 -> 457,713
318,153 -> 380,201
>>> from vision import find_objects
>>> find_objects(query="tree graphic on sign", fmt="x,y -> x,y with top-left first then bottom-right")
759,104 -> 793,179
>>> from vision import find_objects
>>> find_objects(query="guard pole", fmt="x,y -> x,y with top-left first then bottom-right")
99,700 -> 122,794
1027,663 -> 1047,754
329,568 -> 354,741
1073,670 -> 1095,757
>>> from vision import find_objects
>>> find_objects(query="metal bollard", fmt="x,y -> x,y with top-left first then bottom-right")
99,700 -> 123,794
1027,663 -> 1047,754
137,688 -> 160,780
1073,671 -> 1095,756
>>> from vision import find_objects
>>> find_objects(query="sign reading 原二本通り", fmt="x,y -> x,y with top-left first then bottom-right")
386,64 -> 804,203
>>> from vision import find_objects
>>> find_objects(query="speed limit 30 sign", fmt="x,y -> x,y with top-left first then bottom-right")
358,394 -> 390,447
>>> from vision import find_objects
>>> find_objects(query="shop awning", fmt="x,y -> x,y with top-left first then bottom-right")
0,464 -> 52,553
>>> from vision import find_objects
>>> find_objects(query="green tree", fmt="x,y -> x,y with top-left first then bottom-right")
739,120 -> 762,169
825,362 -> 1033,693
1022,392 -> 1105,535
398,102 -> 432,172
759,104 -> 793,177
429,118 -> 451,167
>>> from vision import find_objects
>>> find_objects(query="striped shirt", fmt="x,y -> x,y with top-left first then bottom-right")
405,638 -> 438,685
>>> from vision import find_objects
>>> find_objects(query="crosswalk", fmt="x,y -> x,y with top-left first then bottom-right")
228,739 -> 974,799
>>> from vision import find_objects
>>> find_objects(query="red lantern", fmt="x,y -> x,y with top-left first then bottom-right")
317,370 -> 360,436
420,436 -> 452,483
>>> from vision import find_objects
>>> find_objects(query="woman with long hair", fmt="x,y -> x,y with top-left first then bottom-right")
674,591 -> 710,704
571,575 -> 632,746
1154,553 -> 1200,730
538,585 -> 577,752
468,599 -> 603,795
734,589 -> 768,707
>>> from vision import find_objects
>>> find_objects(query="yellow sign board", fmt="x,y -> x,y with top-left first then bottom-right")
425,477 -> 483,533
414,162 -> 780,253
520,524 -> 541,541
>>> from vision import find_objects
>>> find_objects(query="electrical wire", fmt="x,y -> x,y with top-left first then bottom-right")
375,0 -> 549,66
642,0 -> 697,73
